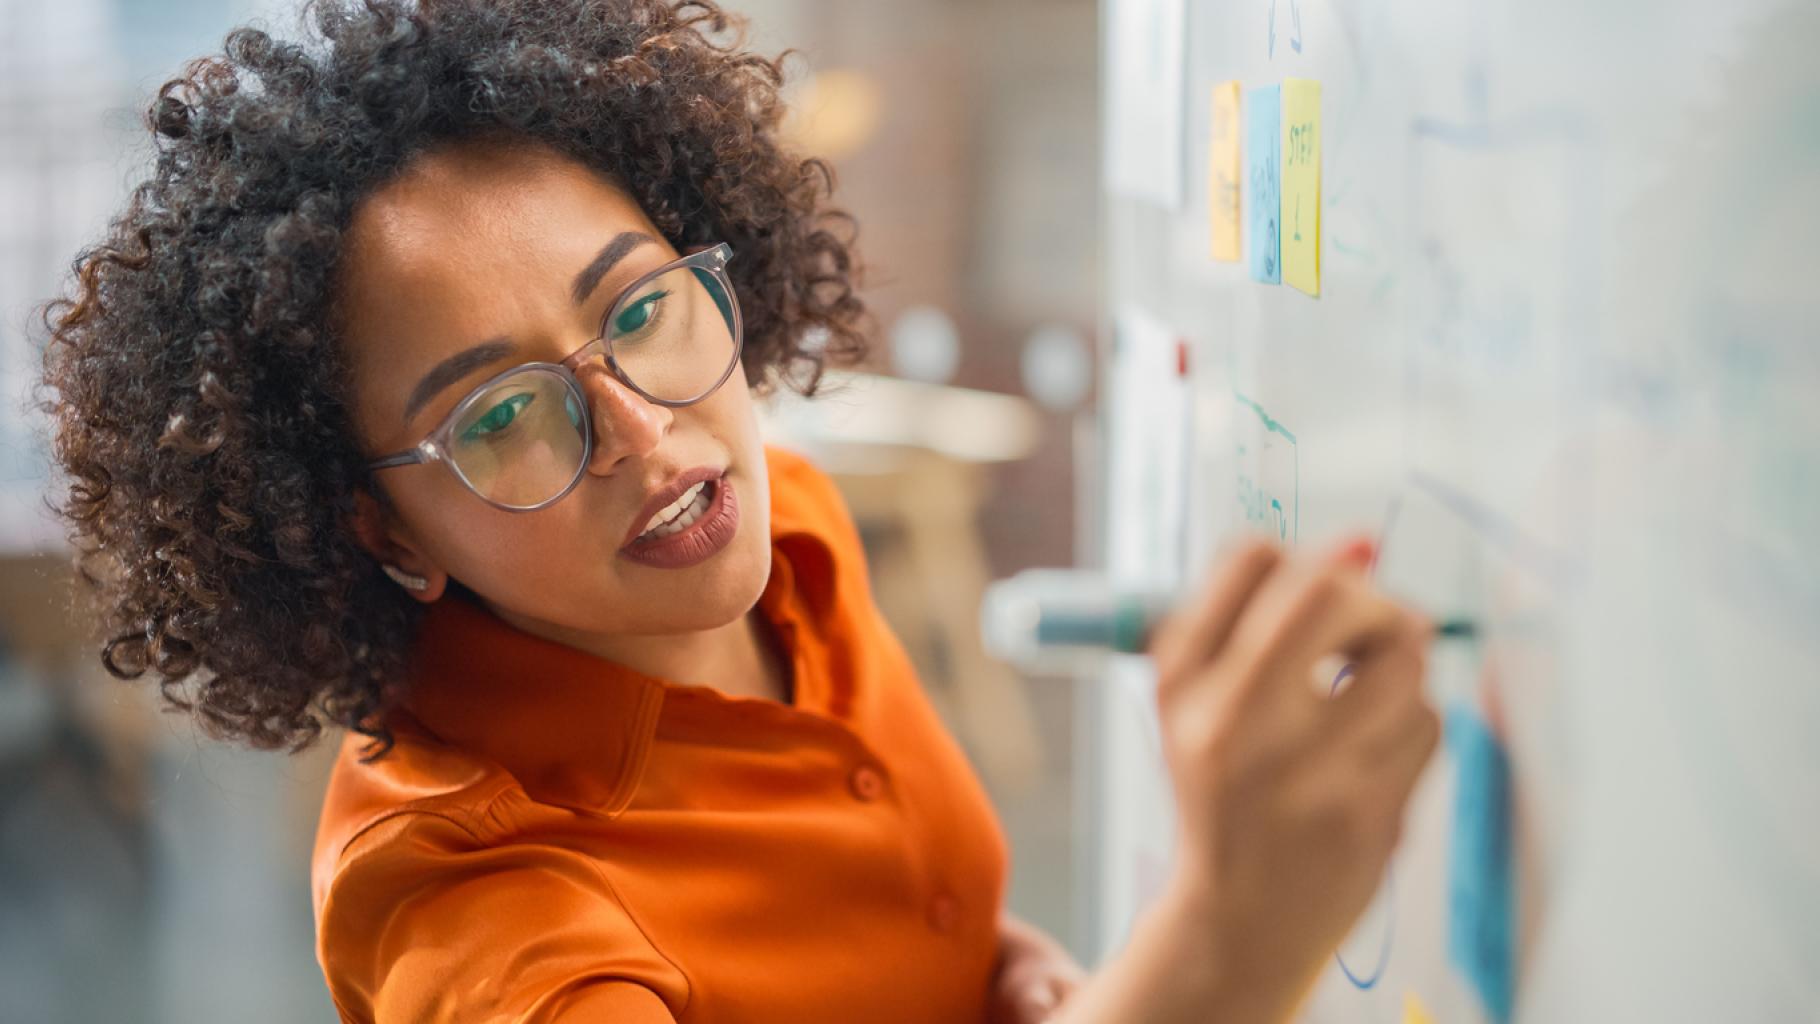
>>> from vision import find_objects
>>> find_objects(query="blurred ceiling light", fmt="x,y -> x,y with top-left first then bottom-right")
890,304 -> 961,384
781,68 -> 884,161
1021,324 -> 1093,411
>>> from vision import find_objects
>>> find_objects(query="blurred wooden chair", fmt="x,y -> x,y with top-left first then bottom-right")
759,370 -> 1048,793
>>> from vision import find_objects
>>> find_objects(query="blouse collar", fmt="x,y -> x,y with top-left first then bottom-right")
388,447 -> 841,818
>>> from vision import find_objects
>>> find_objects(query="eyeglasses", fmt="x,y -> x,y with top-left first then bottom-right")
366,242 -> 742,512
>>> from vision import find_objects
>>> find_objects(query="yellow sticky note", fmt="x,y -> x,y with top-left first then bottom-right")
1402,991 -> 1437,1024
1280,78 -> 1321,296
1208,81 -> 1242,262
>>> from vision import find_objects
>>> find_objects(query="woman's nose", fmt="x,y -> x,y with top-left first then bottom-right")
579,364 -> 671,474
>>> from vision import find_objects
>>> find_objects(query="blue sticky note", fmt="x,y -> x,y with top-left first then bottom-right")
1246,84 -> 1282,284
1446,705 -> 1514,1024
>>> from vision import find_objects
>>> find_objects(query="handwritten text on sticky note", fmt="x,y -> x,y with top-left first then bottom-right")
1281,77 -> 1321,296
1209,81 -> 1242,263
1245,84 -> 1281,284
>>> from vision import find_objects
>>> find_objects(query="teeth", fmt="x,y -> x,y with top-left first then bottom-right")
637,481 -> 710,540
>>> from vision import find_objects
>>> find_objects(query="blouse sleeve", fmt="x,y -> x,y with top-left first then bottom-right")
316,810 -> 688,1023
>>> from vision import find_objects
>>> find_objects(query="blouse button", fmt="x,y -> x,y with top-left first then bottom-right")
849,765 -> 885,801
928,892 -> 960,933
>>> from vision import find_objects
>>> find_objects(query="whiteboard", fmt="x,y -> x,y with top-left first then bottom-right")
1092,1 -> 1820,1020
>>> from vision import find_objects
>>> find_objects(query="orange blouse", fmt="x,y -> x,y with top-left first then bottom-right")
311,445 -> 1011,1022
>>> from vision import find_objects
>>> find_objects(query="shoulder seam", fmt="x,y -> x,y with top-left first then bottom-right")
334,781 -> 515,863
581,856 -> 693,1017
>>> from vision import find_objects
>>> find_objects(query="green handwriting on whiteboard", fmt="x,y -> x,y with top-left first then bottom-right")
1233,390 -> 1300,544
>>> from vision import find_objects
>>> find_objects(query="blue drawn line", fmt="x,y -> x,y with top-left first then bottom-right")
1325,489 -> 1407,987
1405,469 -> 1578,589
1376,494 -> 1404,569
1706,529 -> 1820,655
1336,870 -> 1396,989
1327,172 -> 1357,207
1410,108 -> 1590,149
1328,233 -> 1371,260
1233,389 -> 1300,543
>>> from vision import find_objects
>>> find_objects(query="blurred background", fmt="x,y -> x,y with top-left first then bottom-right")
0,0 -> 1100,1018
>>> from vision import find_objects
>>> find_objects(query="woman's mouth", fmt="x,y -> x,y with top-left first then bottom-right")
634,479 -> 715,541
620,474 -> 739,569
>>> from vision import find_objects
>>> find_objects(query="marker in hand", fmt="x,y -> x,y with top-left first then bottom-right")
981,568 -> 1477,669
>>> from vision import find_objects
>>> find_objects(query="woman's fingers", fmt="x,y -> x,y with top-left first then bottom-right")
1324,614 -> 1429,738
1138,533 -> 1445,1013
1148,537 -> 1283,689
1222,557 -> 1415,721
994,965 -> 1079,1024
1321,617 -> 1442,840
1015,979 -> 1061,1021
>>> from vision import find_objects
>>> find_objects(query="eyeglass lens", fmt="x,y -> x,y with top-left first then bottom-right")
445,263 -> 737,508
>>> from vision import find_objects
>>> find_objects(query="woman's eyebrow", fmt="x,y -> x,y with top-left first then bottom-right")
403,338 -> 516,423
400,231 -> 659,423
570,230 -> 657,305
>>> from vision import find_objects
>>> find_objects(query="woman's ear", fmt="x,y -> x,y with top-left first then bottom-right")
349,487 -> 449,603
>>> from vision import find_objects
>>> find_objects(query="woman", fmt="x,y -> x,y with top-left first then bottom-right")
38,1 -> 1440,1021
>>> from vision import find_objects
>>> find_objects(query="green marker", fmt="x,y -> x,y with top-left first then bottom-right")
982,569 -> 1477,667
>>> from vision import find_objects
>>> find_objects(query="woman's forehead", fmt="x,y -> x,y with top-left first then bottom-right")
334,139 -> 669,433
341,140 -> 658,293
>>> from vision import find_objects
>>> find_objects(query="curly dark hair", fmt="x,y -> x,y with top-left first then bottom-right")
36,0 -> 867,761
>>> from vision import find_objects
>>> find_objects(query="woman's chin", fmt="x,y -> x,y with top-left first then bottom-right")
597,538 -> 771,633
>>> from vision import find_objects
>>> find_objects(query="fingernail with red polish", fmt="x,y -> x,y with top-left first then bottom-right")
1333,535 -> 1376,567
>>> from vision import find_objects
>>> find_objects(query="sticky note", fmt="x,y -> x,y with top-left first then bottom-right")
1245,84 -> 1281,284
1401,991 -> 1436,1024
1208,81 -> 1242,262
1446,704 -> 1514,1024
1280,78 -> 1321,296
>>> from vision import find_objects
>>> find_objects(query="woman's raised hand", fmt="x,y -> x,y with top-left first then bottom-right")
1054,536 -> 1440,1024
1149,535 -> 1439,1019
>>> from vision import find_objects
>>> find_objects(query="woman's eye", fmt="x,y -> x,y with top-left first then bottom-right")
612,289 -> 670,337
459,392 -> 535,442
